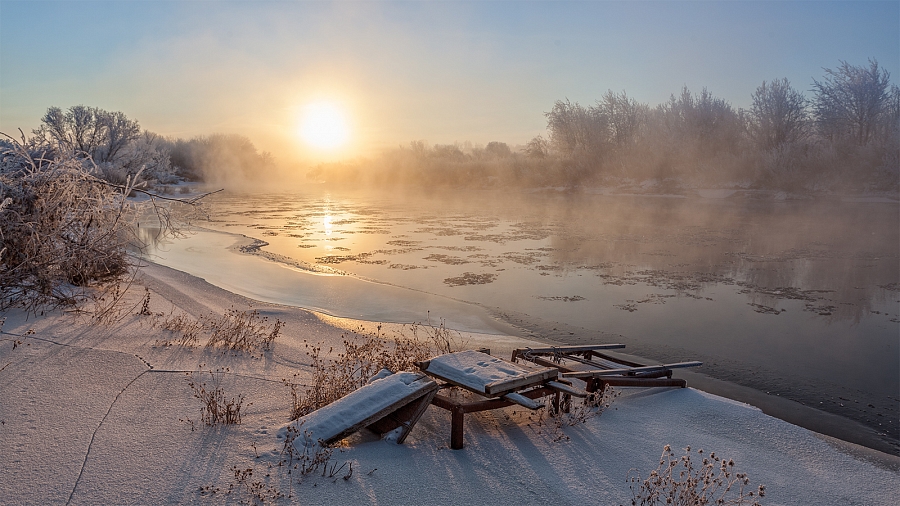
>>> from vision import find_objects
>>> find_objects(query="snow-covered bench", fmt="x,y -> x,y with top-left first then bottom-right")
417,350 -> 589,449
284,371 -> 439,448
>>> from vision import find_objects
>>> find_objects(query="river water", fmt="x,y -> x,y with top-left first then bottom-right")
144,186 -> 899,449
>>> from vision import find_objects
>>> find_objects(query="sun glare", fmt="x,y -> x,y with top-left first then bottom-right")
299,102 -> 350,150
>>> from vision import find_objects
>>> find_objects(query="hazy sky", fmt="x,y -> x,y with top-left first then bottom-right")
1,1 -> 897,164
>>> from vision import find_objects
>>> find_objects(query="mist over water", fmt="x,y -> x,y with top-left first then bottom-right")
148,186 -> 899,449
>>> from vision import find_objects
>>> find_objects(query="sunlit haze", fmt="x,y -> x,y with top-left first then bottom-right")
1,1 -> 897,165
299,101 -> 351,152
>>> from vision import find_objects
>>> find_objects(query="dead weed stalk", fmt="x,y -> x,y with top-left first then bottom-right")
628,445 -> 765,505
185,367 -> 246,426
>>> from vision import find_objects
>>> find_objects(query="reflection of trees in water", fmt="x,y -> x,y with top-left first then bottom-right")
542,198 -> 898,324
737,256 -> 897,324
131,226 -> 168,253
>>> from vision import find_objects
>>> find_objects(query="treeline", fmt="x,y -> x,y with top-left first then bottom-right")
313,60 -> 899,193
1,105 -> 273,188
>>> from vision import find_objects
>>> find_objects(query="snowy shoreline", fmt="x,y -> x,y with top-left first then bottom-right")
1,261 -> 897,504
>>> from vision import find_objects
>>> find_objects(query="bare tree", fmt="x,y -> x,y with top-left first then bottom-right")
812,59 -> 892,146
748,78 -> 809,149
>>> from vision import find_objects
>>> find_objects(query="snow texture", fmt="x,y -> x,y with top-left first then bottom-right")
0,261 -> 896,505
422,350 -> 549,393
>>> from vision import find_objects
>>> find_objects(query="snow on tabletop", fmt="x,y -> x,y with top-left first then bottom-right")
422,350 -> 547,393
282,371 -> 435,447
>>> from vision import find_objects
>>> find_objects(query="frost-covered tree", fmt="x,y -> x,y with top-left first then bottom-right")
30,105 -> 176,186
34,105 -> 141,163
524,135 -> 549,159
812,59 -> 892,146
748,78 -> 808,149
545,99 -> 608,156
598,90 -> 646,148
659,86 -> 743,155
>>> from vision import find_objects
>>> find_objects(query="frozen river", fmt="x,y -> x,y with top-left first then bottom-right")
144,186 -> 899,450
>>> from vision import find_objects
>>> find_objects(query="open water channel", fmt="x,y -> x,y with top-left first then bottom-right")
144,186 -> 899,452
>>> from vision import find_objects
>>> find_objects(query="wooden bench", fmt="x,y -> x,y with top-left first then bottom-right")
288,371 -> 439,448
417,349 -> 589,449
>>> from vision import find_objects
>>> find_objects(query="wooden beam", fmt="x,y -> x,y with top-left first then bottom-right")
515,355 -> 576,372
596,377 -> 686,388
512,344 -> 626,361
585,351 -> 645,368
546,380 -> 589,398
483,368 -> 557,396
367,387 -> 439,444
431,387 -> 556,414
502,392 -> 544,410
561,361 -> 702,379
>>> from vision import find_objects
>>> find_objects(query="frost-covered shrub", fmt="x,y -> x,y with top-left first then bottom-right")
0,132 -> 191,312
0,140 -> 141,310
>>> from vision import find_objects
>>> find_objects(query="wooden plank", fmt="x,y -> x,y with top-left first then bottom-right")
512,344 -> 626,361
420,350 -> 556,397
483,368 -> 557,396
596,377 -> 686,388
585,351 -> 645,368
515,355 -> 577,372
561,361 -> 702,379
502,392 -> 544,410
546,380 -> 589,398
298,373 -> 439,446
324,379 -> 438,445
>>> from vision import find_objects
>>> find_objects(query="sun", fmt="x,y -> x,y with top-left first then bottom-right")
298,101 -> 350,150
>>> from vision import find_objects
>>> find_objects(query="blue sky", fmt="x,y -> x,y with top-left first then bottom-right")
1,1 -> 897,163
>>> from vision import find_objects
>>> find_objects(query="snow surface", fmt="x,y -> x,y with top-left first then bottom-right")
0,261 -> 897,505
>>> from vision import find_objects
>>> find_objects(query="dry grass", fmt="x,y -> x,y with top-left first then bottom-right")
279,423 -> 340,476
142,295 -> 283,354
550,386 -> 621,427
496,385 -> 620,443
228,465 -> 284,504
628,445 -> 765,505
203,307 -> 282,352
284,322 -> 460,420
184,367 -> 246,426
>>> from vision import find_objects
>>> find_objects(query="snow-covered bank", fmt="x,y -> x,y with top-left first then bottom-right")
0,262 -> 897,505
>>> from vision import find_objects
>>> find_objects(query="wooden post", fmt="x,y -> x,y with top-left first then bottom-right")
451,405 -> 465,450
